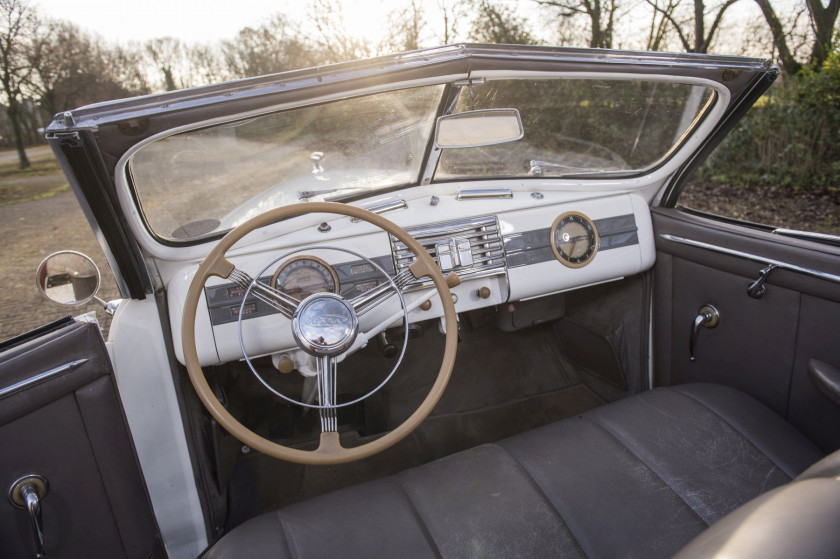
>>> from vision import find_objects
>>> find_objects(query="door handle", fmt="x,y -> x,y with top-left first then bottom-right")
9,474 -> 49,558
689,305 -> 720,361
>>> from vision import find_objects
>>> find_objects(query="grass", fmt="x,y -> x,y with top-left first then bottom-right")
0,183 -> 69,207
0,149 -> 61,177
0,148 -> 69,206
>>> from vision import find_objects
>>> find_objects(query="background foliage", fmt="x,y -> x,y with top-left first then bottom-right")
697,47 -> 840,192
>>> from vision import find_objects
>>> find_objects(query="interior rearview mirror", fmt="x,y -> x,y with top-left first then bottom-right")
36,251 -> 102,307
434,108 -> 524,149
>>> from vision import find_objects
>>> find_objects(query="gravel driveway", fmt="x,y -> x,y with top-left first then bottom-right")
0,181 -> 119,342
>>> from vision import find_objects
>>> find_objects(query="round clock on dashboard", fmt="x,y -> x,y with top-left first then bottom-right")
550,211 -> 599,268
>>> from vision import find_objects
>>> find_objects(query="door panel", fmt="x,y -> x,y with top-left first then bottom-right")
653,208 -> 840,452
788,296 -> 840,451
0,319 -> 164,558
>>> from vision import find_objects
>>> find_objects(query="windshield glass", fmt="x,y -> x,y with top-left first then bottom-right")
436,79 -> 714,180
129,78 -> 715,243
129,85 -> 444,241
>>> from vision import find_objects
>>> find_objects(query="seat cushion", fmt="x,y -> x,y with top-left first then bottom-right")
204,384 -> 823,558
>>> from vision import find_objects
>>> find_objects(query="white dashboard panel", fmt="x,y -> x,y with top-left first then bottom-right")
167,192 -> 654,367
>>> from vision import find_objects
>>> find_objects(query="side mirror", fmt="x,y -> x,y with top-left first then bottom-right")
36,251 -> 103,307
434,108 -> 524,149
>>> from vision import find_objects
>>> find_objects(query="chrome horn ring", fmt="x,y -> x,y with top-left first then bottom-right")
237,245 -> 409,410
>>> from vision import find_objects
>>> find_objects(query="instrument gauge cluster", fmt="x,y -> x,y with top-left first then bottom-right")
271,256 -> 339,302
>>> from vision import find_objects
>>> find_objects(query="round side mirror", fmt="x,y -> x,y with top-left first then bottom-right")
36,251 -> 101,307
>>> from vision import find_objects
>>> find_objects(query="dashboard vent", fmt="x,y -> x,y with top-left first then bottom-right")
390,215 -> 507,287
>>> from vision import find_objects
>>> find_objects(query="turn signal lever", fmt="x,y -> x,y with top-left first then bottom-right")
689,305 -> 720,361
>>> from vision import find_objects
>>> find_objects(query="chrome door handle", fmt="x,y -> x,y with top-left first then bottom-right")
9,474 -> 49,558
689,305 -> 720,361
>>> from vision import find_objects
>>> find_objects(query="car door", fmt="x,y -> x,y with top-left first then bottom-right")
652,192 -> 840,455
0,317 -> 165,558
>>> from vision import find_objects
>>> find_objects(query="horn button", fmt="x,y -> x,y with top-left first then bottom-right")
292,293 -> 359,356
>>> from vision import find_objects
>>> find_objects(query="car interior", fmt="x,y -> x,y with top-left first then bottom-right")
2,45 -> 840,558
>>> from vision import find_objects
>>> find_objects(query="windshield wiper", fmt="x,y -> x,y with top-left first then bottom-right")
527,160 -> 606,177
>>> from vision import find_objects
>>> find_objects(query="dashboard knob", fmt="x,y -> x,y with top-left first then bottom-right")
477,286 -> 491,299
275,357 -> 295,374
420,300 -> 432,311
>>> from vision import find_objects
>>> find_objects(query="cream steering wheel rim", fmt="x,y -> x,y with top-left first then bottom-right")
181,202 -> 458,465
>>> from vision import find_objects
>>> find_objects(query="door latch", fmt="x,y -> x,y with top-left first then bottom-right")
9,474 -> 49,558
689,305 -> 720,361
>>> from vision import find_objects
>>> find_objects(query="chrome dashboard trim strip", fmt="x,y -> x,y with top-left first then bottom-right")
659,234 -> 840,284
0,358 -> 89,399
456,188 -> 513,200
350,199 -> 408,222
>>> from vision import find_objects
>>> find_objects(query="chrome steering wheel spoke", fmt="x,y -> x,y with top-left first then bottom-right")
350,268 -> 415,316
229,268 -> 299,319
316,356 -> 338,433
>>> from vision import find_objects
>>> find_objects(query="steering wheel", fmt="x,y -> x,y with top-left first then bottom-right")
181,202 -> 458,465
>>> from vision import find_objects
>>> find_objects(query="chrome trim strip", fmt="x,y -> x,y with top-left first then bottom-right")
773,228 -> 840,245
0,358 -> 89,399
659,234 -> 840,284
350,199 -> 407,222
456,188 -> 513,200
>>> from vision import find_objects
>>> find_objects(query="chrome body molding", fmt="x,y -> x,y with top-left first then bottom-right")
659,234 -> 840,284
0,358 -> 89,399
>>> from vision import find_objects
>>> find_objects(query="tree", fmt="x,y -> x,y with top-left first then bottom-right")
222,15 -> 316,78
805,0 -> 839,68
468,0 -> 538,44
645,0 -> 679,50
754,0 -> 802,74
185,43 -> 228,84
308,0 -> 372,63
436,0 -> 463,43
0,0 -> 35,168
145,37 -> 188,91
383,0 -> 426,53
645,0 -> 741,53
535,0 -> 622,48
750,0 -> 837,75
27,20 -> 141,116
105,44 -> 150,96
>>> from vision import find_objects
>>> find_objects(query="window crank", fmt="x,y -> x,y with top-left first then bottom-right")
689,305 -> 720,361
747,264 -> 779,299
8,474 -> 49,558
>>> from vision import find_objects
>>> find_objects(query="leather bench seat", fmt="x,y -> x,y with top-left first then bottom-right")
204,384 -> 826,558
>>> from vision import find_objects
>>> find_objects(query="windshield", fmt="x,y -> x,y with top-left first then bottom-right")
128,78 -> 715,243
437,79 -> 714,180
129,85 -> 444,241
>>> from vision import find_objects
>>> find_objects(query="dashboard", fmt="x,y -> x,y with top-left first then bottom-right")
167,192 -> 655,367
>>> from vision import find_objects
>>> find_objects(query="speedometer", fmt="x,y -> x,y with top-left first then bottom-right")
271,256 -> 339,302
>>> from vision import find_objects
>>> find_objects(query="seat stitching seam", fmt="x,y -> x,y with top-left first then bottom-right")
275,511 -> 299,559
495,443 -> 590,558
582,414 -> 712,526
670,387 -> 794,480
389,477 -> 444,559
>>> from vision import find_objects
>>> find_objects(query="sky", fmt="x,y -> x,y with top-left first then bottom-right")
32,0 -> 470,45
32,0 -> 781,57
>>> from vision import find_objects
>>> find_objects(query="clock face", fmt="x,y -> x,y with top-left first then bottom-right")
550,212 -> 599,268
